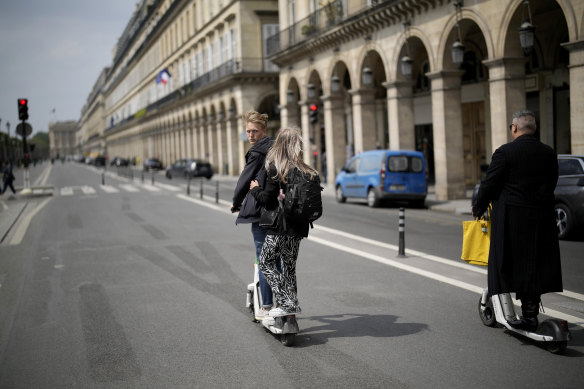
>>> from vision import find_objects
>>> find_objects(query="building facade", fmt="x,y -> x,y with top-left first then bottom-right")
49,121 -> 77,159
270,0 -> 584,200
82,0 -> 280,175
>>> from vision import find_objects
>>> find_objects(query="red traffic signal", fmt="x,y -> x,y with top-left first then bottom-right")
310,104 -> 318,111
309,104 -> 319,124
18,98 -> 29,120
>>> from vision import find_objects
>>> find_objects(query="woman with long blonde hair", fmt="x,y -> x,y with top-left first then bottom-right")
250,127 -> 318,321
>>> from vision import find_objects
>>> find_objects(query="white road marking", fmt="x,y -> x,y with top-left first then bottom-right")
100,185 -> 120,193
119,184 -> 140,193
81,186 -> 96,195
137,183 -> 161,192
153,182 -> 181,191
60,187 -> 74,196
9,197 -> 51,246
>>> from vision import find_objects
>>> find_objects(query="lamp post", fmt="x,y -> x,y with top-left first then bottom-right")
6,121 -> 11,162
519,0 -> 535,54
451,1 -> 464,65
362,67 -> 373,87
401,22 -> 413,77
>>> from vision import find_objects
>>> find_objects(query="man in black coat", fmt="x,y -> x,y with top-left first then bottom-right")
473,110 -> 562,332
232,110 -> 275,315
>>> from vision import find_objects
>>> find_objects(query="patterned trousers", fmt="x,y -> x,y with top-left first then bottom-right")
258,234 -> 301,311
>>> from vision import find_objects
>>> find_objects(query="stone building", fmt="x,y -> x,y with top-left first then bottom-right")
49,120 -> 77,159
78,67 -> 109,157
270,0 -> 584,200
92,0 -> 279,174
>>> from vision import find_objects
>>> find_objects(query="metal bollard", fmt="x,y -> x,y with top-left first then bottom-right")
130,169 -> 134,181
200,178 -> 203,199
398,207 -> 406,257
215,181 -> 219,204
141,170 -> 144,183
187,174 -> 191,196
101,171 -> 105,185
151,171 -> 154,185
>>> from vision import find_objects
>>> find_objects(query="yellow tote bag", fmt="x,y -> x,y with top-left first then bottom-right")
461,217 -> 490,266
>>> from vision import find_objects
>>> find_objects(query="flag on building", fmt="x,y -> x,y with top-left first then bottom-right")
156,68 -> 171,85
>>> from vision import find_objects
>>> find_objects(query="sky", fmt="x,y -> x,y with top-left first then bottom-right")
0,0 -> 138,136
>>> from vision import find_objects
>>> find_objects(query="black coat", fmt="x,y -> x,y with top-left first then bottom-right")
250,165 -> 310,238
473,134 -> 562,298
232,136 -> 273,224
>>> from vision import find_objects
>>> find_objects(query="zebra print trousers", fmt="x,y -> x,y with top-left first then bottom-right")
258,234 -> 302,311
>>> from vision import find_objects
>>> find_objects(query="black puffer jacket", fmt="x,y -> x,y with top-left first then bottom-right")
250,164 -> 310,238
233,136 -> 273,224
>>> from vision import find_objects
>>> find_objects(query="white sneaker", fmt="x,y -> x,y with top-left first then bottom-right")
255,307 -> 270,320
269,306 -> 301,317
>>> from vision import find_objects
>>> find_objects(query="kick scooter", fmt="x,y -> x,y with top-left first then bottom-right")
246,261 -> 299,347
478,287 -> 571,354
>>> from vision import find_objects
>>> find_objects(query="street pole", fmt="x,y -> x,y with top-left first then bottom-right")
21,119 -> 31,193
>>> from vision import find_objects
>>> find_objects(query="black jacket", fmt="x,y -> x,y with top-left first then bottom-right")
250,165 -> 310,238
473,134 -> 562,298
233,136 -> 273,224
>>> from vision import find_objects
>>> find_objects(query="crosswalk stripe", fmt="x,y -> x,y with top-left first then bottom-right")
100,185 -> 120,193
81,186 -> 96,195
119,184 -> 140,193
151,182 -> 180,191
137,183 -> 161,192
60,187 -> 74,196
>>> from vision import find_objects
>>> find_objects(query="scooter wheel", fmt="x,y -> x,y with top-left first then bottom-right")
478,295 -> 497,327
281,333 -> 296,347
539,321 -> 568,355
546,341 -> 567,355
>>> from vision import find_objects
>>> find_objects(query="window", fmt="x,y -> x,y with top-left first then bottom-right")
263,24 -> 279,72
559,158 -> 584,176
346,158 -> 359,173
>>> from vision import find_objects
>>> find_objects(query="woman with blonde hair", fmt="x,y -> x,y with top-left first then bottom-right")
250,126 -> 318,321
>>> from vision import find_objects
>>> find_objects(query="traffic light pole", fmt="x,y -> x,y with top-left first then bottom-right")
21,118 -> 31,193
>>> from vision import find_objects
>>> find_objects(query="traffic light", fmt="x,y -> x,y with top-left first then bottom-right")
18,98 -> 29,121
309,104 -> 319,124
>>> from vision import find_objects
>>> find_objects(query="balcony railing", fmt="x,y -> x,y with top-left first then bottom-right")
105,57 -> 277,133
267,0 -> 344,56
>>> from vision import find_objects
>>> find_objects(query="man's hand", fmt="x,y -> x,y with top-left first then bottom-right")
231,205 -> 240,213
250,180 -> 259,190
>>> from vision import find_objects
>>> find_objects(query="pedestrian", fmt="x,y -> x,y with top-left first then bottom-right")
249,126 -> 318,323
1,161 -> 16,195
472,110 -> 562,332
231,110 -> 276,318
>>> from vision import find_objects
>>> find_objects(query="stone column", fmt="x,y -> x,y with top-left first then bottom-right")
384,80 -> 415,150
237,116 -> 246,173
322,94 -> 347,186
218,117 -> 228,174
349,88 -> 377,153
483,57 -> 526,152
226,115 -> 239,175
298,101 -> 311,166
199,120 -> 206,159
427,70 -> 466,200
563,39 -> 584,154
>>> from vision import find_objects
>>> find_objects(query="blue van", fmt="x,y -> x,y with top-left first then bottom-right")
335,150 -> 427,207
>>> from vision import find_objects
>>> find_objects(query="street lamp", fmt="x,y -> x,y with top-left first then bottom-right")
331,74 -> 340,92
451,1 -> 465,65
519,0 -> 535,54
287,89 -> 294,103
307,83 -> 315,100
362,67 -> 373,87
401,22 -> 413,77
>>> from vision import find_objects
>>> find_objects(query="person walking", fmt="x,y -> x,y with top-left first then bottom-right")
472,110 -> 563,332
1,161 -> 16,195
249,127 -> 318,323
232,110 -> 275,318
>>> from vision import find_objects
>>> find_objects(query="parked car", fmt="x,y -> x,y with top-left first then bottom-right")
165,158 -> 213,179
555,154 -> 584,239
335,150 -> 427,207
93,155 -> 107,167
143,157 -> 164,171
110,157 -> 129,167
472,154 -> 584,240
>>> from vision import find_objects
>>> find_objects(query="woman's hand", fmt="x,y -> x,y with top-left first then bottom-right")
250,180 -> 259,190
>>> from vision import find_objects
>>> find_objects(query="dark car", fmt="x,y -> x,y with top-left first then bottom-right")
555,154 -> 584,239
94,156 -> 106,167
110,157 -> 129,167
165,158 -> 213,180
143,157 -> 163,171
473,154 -> 584,240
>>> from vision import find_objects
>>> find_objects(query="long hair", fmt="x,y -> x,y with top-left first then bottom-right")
265,127 -> 318,183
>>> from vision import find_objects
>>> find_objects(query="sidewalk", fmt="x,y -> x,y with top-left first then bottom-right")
0,188 -> 53,244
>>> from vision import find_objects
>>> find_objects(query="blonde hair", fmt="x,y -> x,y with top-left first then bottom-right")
265,126 -> 318,183
242,110 -> 268,130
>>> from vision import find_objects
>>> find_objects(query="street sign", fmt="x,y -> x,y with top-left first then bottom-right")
16,122 -> 33,137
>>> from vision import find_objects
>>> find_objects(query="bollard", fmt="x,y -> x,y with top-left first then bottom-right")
187,174 -> 191,196
215,181 -> 219,204
151,171 -> 154,185
141,170 -> 144,183
130,169 -> 134,181
398,207 -> 406,257
200,178 -> 204,199
101,171 -> 105,185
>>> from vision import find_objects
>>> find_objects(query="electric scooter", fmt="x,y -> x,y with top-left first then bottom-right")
246,261 -> 299,347
478,287 -> 571,354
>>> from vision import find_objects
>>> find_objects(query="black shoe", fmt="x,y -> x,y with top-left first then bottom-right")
508,317 -> 538,332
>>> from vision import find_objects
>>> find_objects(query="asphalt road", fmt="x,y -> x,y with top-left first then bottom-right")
0,163 -> 582,388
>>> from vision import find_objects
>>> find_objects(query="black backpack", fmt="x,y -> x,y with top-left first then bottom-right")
283,167 -> 323,227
